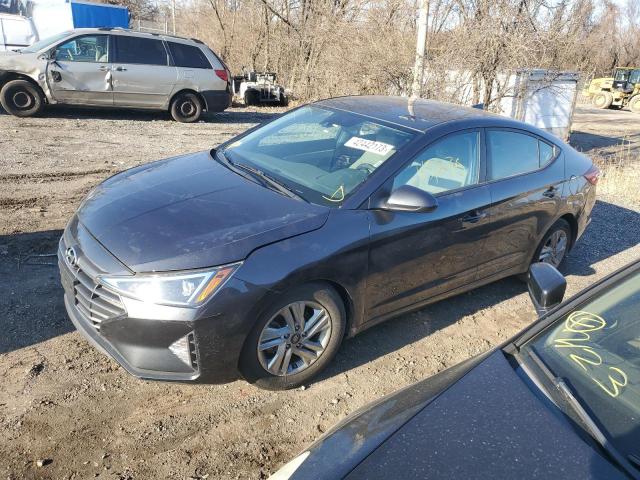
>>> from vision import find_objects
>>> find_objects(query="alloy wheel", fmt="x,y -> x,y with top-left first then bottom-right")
257,301 -> 332,376
539,230 -> 568,267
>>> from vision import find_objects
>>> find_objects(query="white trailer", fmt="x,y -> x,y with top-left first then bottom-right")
495,70 -> 579,141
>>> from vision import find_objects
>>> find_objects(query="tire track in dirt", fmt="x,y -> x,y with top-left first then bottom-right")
0,169 -> 115,184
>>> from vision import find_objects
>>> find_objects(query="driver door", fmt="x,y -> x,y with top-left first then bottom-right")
365,130 -> 493,322
47,34 -> 113,106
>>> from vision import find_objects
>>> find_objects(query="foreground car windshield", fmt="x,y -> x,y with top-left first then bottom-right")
221,105 -> 415,206
522,270 -> 640,462
21,31 -> 71,53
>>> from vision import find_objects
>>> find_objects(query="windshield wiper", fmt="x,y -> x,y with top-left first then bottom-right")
523,349 -> 638,478
217,151 -> 303,201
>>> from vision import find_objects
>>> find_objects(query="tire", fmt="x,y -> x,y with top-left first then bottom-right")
244,90 -> 258,106
533,219 -> 572,268
170,92 -> 202,123
278,92 -> 289,107
592,91 -> 613,109
629,95 -> 640,114
239,283 -> 346,390
0,79 -> 44,117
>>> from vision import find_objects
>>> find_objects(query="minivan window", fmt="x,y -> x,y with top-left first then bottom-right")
393,131 -> 480,195
167,42 -> 211,69
54,35 -> 109,63
487,130 -> 555,180
114,36 -> 168,66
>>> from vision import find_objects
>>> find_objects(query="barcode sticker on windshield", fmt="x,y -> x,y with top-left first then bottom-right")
345,137 -> 394,155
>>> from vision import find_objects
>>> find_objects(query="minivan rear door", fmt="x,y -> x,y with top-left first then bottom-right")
111,35 -> 178,108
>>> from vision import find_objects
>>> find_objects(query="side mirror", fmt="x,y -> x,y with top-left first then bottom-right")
527,263 -> 566,316
379,185 -> 438,213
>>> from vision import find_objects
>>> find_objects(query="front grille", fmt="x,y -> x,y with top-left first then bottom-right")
60,259 -> 126,330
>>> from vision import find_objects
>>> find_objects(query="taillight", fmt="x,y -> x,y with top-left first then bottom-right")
584,165 -> 601,185
215,69 -> 228,82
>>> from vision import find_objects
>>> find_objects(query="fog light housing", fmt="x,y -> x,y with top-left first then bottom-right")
169,333 -> 198,369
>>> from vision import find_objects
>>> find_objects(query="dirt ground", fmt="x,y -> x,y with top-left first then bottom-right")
0,105 -> 639,480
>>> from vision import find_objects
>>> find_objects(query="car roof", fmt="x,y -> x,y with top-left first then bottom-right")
68,28 -> 203,46
314,95 -> 513,133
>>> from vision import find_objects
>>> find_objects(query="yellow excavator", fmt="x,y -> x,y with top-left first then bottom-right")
583,67 -> 640,113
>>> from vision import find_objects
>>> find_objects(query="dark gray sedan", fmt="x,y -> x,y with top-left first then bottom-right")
270,261 -> 640,479
59,96 -> 598,390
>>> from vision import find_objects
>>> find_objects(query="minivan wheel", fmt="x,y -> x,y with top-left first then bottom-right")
239,284 -> 346,390
0,80 -> 44,117
170,92 -> 203,123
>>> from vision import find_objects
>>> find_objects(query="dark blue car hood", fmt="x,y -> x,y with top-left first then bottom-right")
77,151 -> 329,272
344,351 -> 625,479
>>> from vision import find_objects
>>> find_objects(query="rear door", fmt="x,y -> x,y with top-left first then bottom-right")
366,130 -> 493,321
111,35 -> 178,108
47,34 -> 113,106
479,128 -> 564,279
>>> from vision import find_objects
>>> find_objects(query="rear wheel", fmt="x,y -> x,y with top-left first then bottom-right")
629,95 -> 640,114
170,92 -> 202,123
244,90 -> 259,106
0,79 -> 44,117
592,91 -> 613,109
534,219 -> 572,268
239,284 -> 346,390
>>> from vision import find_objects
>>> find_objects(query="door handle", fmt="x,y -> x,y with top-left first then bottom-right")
115,66 -> 127,72
543,186 -> 557,198
98,65 -> 109,72
461,210 -> 487,224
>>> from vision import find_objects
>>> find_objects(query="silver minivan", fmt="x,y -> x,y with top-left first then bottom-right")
0,28 -> 232,122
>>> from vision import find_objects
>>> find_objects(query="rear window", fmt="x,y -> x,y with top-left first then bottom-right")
167,42 -> 211,69
114,36 -> 168,66
487,130 -> 558,181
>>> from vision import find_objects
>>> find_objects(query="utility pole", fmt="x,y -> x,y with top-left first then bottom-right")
172,0 -> 176,34
411,0 -> 429,99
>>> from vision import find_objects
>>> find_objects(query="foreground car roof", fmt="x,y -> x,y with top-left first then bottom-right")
315,95 -> 498,133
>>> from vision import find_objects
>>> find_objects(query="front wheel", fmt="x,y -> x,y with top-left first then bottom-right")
170,92 -> 203,123
628,95 -> 640,114
239,284 -> 346,390
0,79 -> 44,117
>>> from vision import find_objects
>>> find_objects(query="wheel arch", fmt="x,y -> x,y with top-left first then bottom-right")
0,72 -> 46,100
169,88 -> 206,111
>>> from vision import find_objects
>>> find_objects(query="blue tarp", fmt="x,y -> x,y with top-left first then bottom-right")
70,1 -> 129,29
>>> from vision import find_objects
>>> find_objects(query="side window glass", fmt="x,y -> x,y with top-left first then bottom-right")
392,131 -> 480,195
114,36 -> 168,66
167,42 -> 212,69
539,140 -> 556,167
487,130 -> 539,180
55,35 -> 109,63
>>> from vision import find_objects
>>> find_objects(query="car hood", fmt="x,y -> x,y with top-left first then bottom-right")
283,351 -> 625,479
345,352 -> 625,479
77,151 -> 329,272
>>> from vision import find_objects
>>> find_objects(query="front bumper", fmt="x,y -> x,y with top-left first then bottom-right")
58,218 -> 268,384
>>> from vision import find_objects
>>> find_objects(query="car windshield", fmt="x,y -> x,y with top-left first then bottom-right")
521,269 -> 640,463
21,31 -> 71,53
221,106 -> 415,207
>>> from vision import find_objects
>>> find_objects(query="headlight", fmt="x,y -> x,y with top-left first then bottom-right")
99,264 -> 240,307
